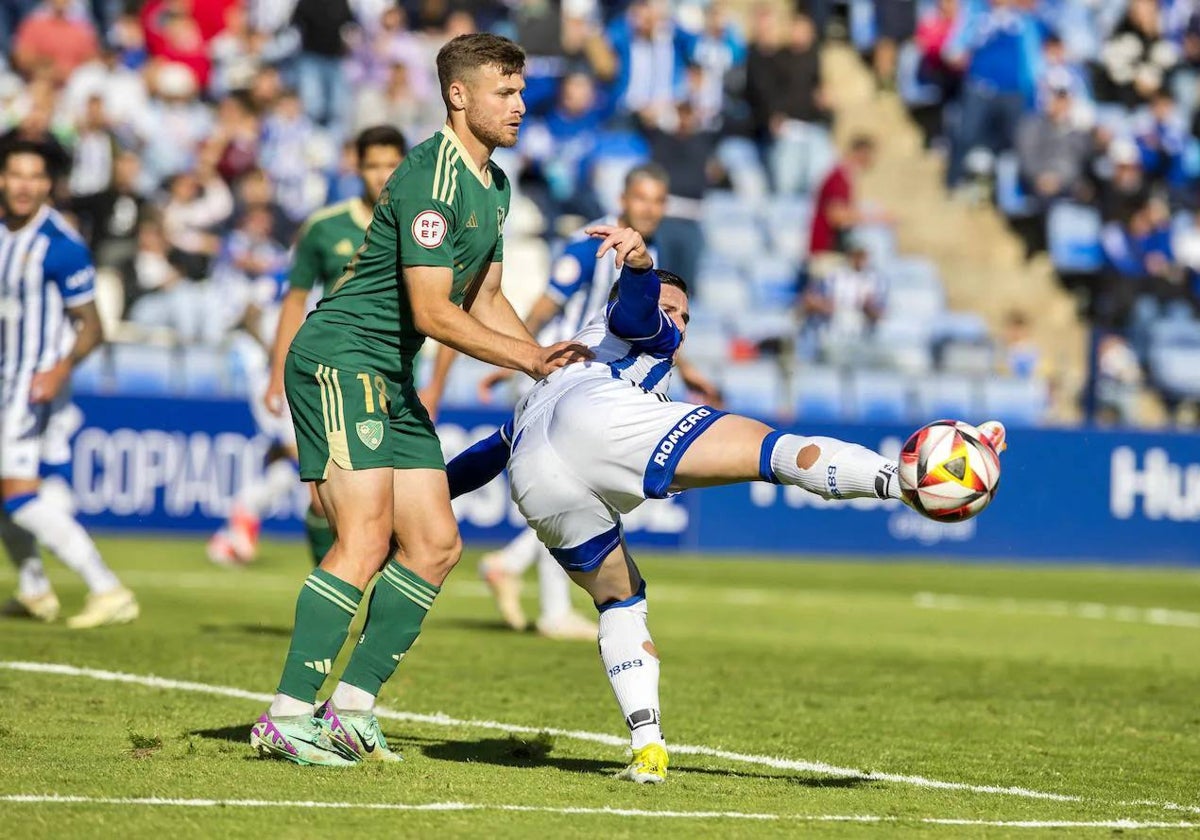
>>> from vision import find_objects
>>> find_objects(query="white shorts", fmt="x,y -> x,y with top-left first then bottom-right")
1,375 -> 80,480
508,376 -> 724,572
232,334 -> 296,448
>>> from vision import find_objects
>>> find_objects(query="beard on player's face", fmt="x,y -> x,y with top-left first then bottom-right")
466,103 -> 520,149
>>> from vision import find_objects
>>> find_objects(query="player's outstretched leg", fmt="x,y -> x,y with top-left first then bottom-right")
567,542 -> 667,784
3,492 -> 137,629
207,456 -> 297,566
535,547 -> 596,640
323,468 -> 459,763
0,515 -> 58,621
478,527 -> 538,630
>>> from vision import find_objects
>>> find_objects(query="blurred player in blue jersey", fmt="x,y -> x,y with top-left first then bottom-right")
432,164 -> 720,639
0,141 -> 138,628
445,226 -> 1008,783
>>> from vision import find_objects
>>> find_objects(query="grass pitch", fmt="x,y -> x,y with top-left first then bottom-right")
1,537 -> 1198,838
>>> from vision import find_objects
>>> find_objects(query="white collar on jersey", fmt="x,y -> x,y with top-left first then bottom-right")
439,125 -> 493,189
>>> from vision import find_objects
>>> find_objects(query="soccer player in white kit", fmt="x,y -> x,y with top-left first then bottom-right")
0,141 -> 138,628
445,225 -> 1008,783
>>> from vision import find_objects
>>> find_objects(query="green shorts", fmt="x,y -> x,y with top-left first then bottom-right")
284,349 -> 445,481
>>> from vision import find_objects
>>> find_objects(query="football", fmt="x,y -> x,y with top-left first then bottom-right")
898,420 -> 1001,522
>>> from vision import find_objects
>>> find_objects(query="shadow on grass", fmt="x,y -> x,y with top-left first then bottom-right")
429,617 -> 532,634
199,623 -> 292,638
421,737 -> 875,787
192,724 -> 254,743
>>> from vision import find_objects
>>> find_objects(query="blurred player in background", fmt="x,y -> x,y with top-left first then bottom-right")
206,126 -> 407,567
249,34 -> 591,767
445,226 -> 1008,783
426,163 -> 721,640
0,141 -> 138,628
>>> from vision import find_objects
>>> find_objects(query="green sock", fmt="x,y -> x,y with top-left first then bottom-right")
305,506 -> 334,566
276,569 -> 363,703
340,560 -> 440,696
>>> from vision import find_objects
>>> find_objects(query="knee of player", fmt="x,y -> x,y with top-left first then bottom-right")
338,525 -> 393,564
406,529 -> 462,571
796,443 -> 821,470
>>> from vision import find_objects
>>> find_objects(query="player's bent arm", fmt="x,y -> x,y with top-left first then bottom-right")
606,265 -> 681,356
446,421 -> 514,499
467,262 -> 536,344
418,342 -> 457,420
66,300 -> 104,363
270,288 -> 311,378
524,293 -> 563,337
406,265 -> 557,376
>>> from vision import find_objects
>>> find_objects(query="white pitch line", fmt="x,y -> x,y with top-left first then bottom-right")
2,794 -> 1196,830
913,592 -> 1200,629
0,661 -> 1193,817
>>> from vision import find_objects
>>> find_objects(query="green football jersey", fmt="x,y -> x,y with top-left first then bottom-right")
292,127 -> 511,367
288,199 -> 372,292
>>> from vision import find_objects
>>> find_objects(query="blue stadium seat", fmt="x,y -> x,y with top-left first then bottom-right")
732,310 -> 796,343
179,346 -> 229,397
931,310 -> 990,343
749,256 -> 800,308
980,377 -> 1048,426
847,370 -> 911,423
939,340 -> 995,376
701,276 -> 752,315
853,223 -> 895,265
110,343 -> 176,396
897,42 -> 942,106
793,366 -> 846,421
1048,202 -> 1103,273
869,318 -> 935,375
704,220 -> 765,261
720,360 -> 787,419
914,374 -> 982,420
71,349 -> 109,395
1149,345 -> 1200,400
995,152 -> 1036,218
702,190 -> 758,229
1148,317 -> 1200,350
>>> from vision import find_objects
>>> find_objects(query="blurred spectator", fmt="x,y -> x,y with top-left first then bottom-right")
800,235 -> 886,364
0,92 -> 70,182
1095,0 -> 1179,107
1098,199 -> 1176,327
637,100 -> 718,290
1135,90 -> 1191,204
1015,71 -> 1093,205
139,62 -> 213,182
212,204 -> 289,321
260,89 -> 326,224
914,0 -> 961,103
943,0 -> 1042,189
126,216 -> 183,321
66,94 -> 119,244
210,1 -> 296,99
210,92 -> 262,185
12,0 -> 99,85
292,0 -> 354,129
683,0 -> 745,126
1095,333 -> 1143,425
346,4 -> 431,99
1036,33 -> 1092,121
325,140 -> 364,205
997,309 -> 1045,378
608,0 -> 694,118
745,10 -> 830,194
514,0 -> 617,116
352,60 -> 442,140
809,136 -> 884,261
109,11 -> 149,69
61,46 -> 149,142
1097,138 -> 1152,223
161,163 -> 234,281
872,0 -> 917,92
234,166 -> 293,243
89,150 -> 149,272
518,70 -> 609,226
141,0 -> 213,91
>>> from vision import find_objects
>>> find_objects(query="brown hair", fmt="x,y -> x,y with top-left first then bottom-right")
436,33 -> 526,109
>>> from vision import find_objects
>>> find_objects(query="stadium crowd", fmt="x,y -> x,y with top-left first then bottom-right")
0,0 -> 1066,425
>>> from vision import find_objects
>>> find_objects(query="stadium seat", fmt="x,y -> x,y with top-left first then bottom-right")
714,139 -> 771,201
897,41 -> 942,106
1148,345 -> 1200,401
701,190 -> 758,229
703,220 -> 765,261
179,346 -> 230,397
792,365 -> 846,421
749,256 -> 800,308
732,310 -> 796,344
701,277 -> 753,315
852,223 -> 895,265
980,377 -> 1049,426
995,152 -> 1036,218
913,374 -> 982,419
71,349 -> 109,395
1048,203 -> 1104,274
847,369 -> 911,423
939,340 -> 995,376
589,131 -> 650,216
869,318 -> 935,375
720,360 -> 787,419
110,343 -> 176,396
1147,317 -> 1200,350
931,310 -> 990,343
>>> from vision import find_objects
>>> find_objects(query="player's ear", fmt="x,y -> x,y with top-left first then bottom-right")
447,79 -> 468,112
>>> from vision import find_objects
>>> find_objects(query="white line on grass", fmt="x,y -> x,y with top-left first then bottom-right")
0,661 -> 1193,817
2,794 -> 1196,830
913,592 -> 1200,629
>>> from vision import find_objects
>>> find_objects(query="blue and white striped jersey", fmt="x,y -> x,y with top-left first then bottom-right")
0,206 -> 95,399
540,217 -> 658,345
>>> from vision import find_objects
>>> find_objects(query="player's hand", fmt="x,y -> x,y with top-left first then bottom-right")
584,225 -> 653,271
263,372 -> 286,416
29,360 -> 71,404
477,368 -> 515,403
526,341 -> 593,379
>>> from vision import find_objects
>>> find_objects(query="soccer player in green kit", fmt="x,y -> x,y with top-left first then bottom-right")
207,126 -> 407,569
249,34 -> 590,766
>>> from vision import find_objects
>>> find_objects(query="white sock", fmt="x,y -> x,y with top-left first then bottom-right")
270,693 -> 315,717
537,546 -> 574,622
766,434 -> 901,500
9,496 -> 121,594
240,459 -> 298,517
330,681 -> 375,712
497,528 -> 543,575
598,593 -> 663,750
0,517 -> 52,598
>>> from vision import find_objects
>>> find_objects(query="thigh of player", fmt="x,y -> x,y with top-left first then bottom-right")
0,390 -> 50,498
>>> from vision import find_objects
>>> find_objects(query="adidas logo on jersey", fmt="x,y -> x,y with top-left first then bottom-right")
465,211 -> 478,228
304,659 -> 333,674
